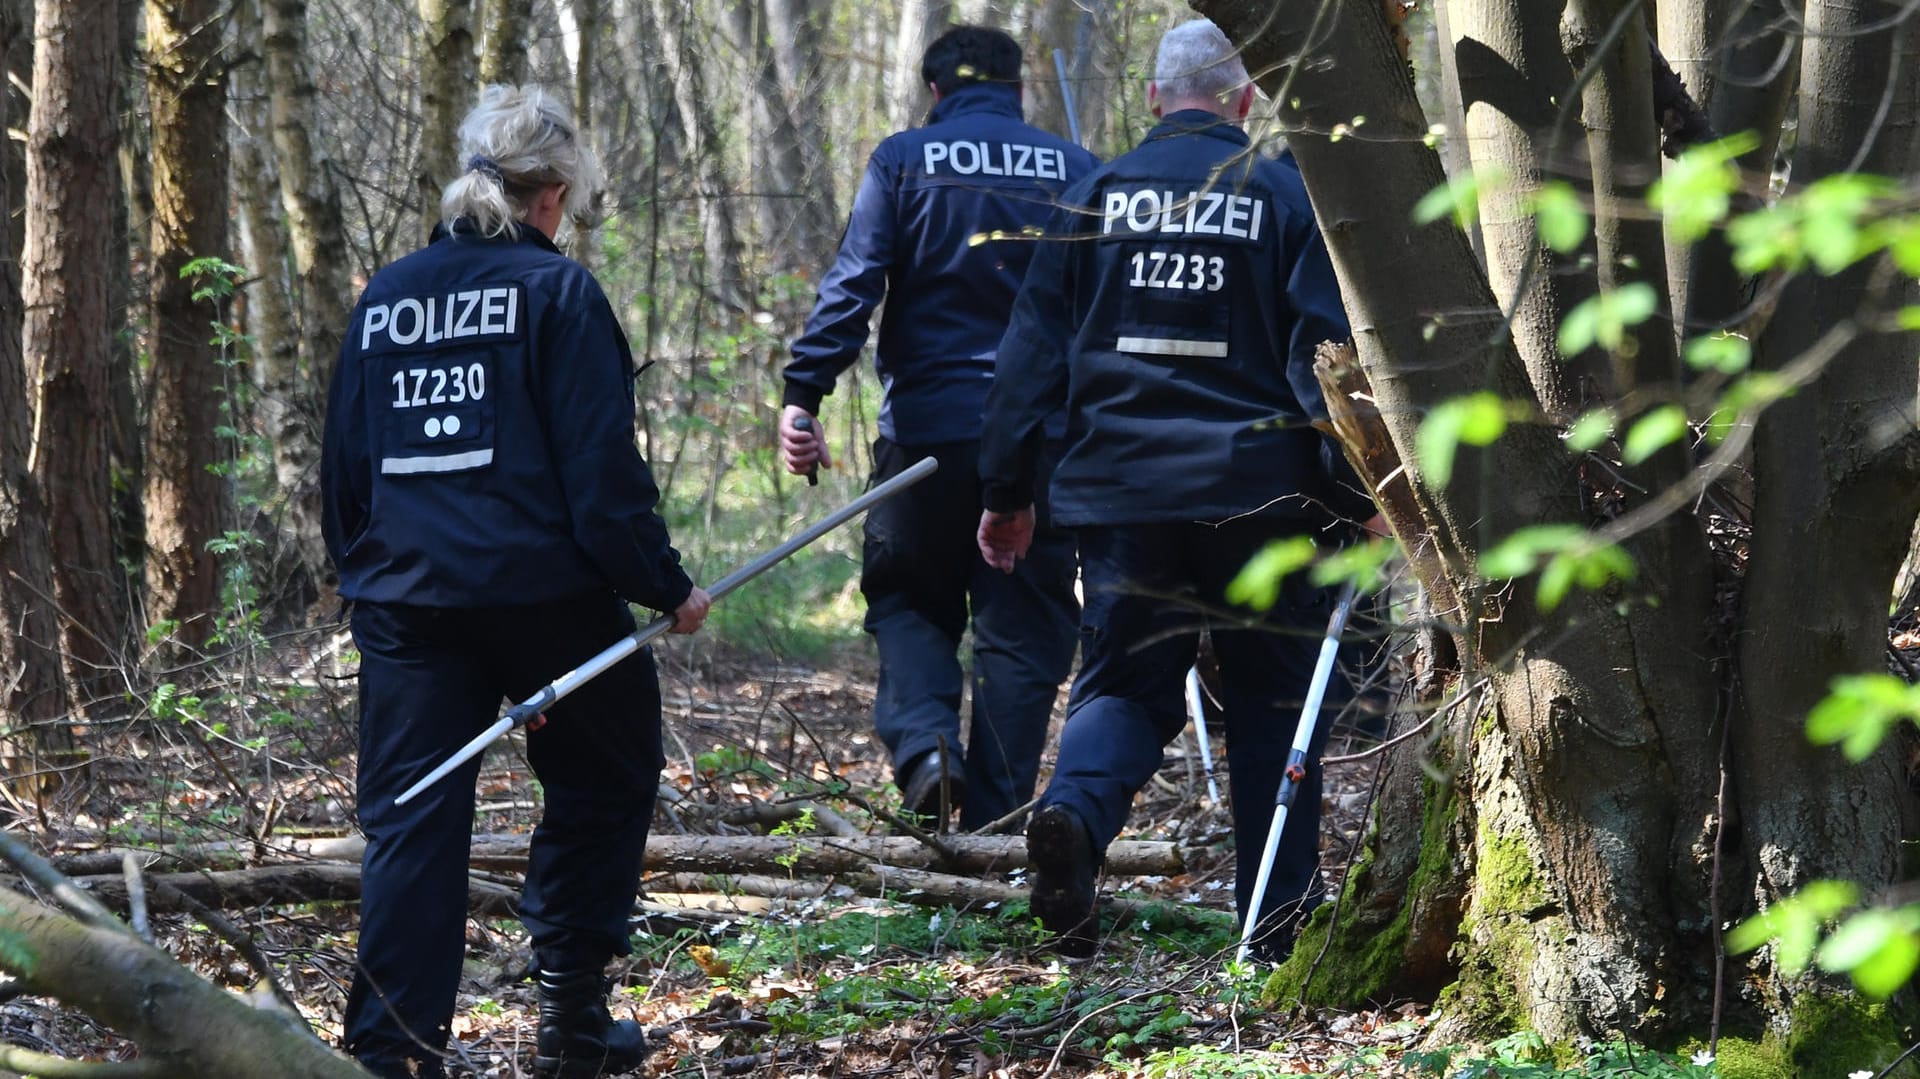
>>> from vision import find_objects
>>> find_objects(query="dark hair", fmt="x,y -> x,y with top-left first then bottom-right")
921,26 -> 1022,96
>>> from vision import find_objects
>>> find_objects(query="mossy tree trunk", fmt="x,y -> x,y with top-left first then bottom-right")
1193,0 -> 1920,1054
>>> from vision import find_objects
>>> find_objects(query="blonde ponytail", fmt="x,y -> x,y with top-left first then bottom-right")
440,84 -> 603,239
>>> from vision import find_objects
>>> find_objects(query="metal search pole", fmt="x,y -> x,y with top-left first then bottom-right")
394,456 -> 940,806
1235,583 -> 1357,964
1052,48 -> 1083,147
1184,665 -> 1221,804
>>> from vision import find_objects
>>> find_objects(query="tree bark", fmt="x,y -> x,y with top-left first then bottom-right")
478,0 -> 533,85
1736,0 -> 1920,994
23,0 -> 127,711
417,0 -> 475,243
265,0 -> 353,604
0,886 -> 372,1078
0,0 -> 72,806
889,0 -> 950,130
110,0 -> 147,606
1195,0 -> 1722,1041
1447,0 -> 1600,419
648,0 -> 748,309
144,0 -> 233,648
760,0 -> 840,267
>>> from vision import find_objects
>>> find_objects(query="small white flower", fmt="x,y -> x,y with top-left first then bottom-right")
928,913 -> 943,933
1849,1071 -> 1874,1079
1691,1050 -> 1715,1066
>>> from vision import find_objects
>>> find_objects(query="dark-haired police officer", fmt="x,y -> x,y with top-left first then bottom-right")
977,20 -> 1380,959
323,85 -> 710,1079
779,26 -> 1098,831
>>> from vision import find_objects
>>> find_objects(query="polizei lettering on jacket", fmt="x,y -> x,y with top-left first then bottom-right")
922,141 -> 1068,180
360,286 -> 523,352
1100,188 -> 1265,241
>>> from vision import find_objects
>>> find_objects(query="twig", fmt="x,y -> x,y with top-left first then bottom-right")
121,854 -> 149,943
143,878 -> 309,1027
973,798 -> 1038,837
0,832 -> 129,935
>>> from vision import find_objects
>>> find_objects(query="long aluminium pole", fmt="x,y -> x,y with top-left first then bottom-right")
394,456 -> 940,805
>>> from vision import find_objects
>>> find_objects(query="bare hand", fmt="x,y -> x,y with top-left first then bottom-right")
671,586 -> 712,634
779,405 -> 833,478
977,508 -> 1035,574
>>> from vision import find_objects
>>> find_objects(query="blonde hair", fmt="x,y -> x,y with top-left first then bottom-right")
440,84 -> 602,239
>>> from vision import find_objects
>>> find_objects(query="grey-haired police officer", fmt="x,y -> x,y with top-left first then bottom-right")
778,26 -> 1098,831
323,85 -> 710,1079
978,21 -> 1379,960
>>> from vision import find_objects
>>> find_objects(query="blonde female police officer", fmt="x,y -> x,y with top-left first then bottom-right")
322,86 -> 711,1079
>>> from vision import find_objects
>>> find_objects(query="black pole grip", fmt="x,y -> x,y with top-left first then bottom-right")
793,415 -> 820,486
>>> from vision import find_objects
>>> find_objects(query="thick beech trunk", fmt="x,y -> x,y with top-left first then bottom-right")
478,0 -> 532,84
1192,0 -> 1801,1046
144,0 -> 232,647
24,0 -> 126,712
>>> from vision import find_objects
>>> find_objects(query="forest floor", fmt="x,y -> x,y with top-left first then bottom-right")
0,631 -> 1533,1078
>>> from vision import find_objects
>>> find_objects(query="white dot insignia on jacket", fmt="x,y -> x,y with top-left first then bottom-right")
423,415 -> 462,438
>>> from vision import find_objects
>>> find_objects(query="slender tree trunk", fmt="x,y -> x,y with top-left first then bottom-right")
233,0 -> 305,608
417,0 -> 475,242
24,0 -> 126,711
762,0 -> 839,266
110,0 -> 147,601
266,0 -> 352,606
144,0 -> 232,647
889,0 -> 950,130
1023,0 -> 1077,141
649,0 -> 748,309
0,0 -> 72,806
1447,0 -> 1600,419
478,0 -> 533,85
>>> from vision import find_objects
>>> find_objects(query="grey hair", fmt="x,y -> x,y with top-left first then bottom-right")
440,84 -> 603,239
1153,19 -> 1249,107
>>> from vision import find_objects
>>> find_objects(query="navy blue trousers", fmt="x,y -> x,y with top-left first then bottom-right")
344,595 -> 663,1066
1042,521 -> 1345,945
861,438 -> 1079,829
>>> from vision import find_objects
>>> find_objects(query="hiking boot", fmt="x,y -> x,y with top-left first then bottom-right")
532,966 -> 650,1078
1026,803 -> 1098,956
898,748 -> 965,827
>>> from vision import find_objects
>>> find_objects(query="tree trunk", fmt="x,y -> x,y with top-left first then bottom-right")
144,0 -> 232,647
888,0 -> 950,130
1446,0 -> 1600,419
0,0 -> 72,807
23,0 -> 127,712
417,0 -> 475,243
233,0 -> 306,608
0,886 -> 372,1077
649,0 -> 748,310
1022,0 -> 1078,142
1736,0 -> 1920,1002
761,0 -> 840,267
1194,0 -> 1730,1043
110,0 -> 147,607
478,0 -> 532,85
265,0 -> 353,607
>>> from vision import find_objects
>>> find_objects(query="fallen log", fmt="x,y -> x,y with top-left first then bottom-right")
51,834 -> 1184,879
70,865 -> 520,918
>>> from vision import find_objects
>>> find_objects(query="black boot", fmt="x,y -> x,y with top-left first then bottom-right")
899,748 -> 966,827
1026,803 -> 1098,957
532,966 -> 650,1078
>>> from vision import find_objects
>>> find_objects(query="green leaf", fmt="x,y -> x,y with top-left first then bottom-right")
1621,405 -> 1690,465
1480,525 -> 1587,580
1225,536 -> 1317,612
1565,409 -> 1615,453
1310,537 -> 1399,595
1536,555 -> 1577,611
1558,283 -> 1660,356
1412,167 -> 1509,231
1725,880 -> 1859,974
1829,913 -> 1920,998
1415,393 -> 1508,487
1684,332 -> 1752,375
1530,182 -> 1588,253
1807,674 -> 1920,761
1897,306 -> 1920,332
1648,132 -> 1760,243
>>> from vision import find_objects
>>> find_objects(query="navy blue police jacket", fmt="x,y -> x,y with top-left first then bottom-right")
783,82 -> 1099,445
980,111 -> 1374,528
321,222 -> 694,612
